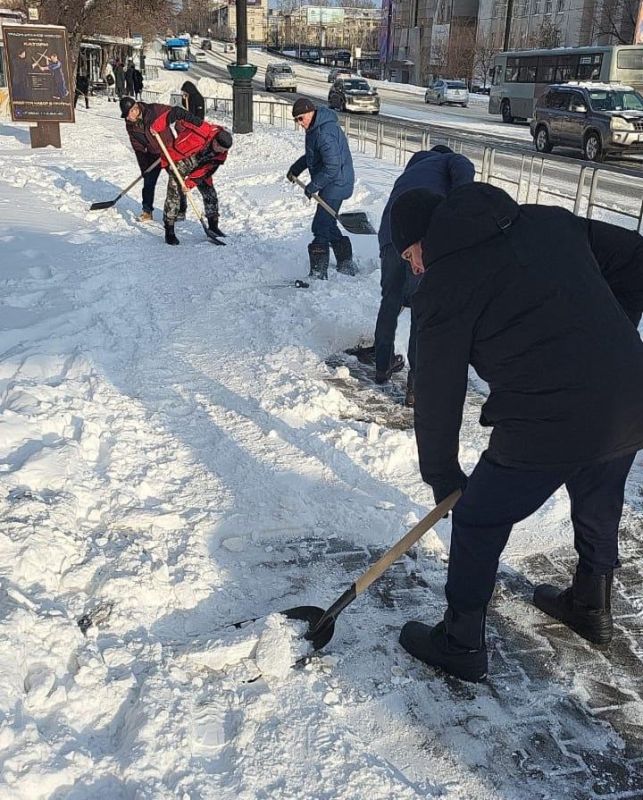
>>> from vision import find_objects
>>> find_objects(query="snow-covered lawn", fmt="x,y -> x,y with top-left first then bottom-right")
0,85 -> 641,800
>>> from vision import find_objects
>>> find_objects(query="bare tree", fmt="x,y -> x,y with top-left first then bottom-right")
474,28 -> 500,88
337,0 -> 379,7
528,19 -> 562,48
27,0 -> 174,69
593,0 -> 637,43
446,23 -> 476,81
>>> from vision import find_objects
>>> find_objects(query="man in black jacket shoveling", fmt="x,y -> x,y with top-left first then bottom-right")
391,183 -> 643,683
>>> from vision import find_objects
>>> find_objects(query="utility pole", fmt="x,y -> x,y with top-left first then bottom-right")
227,0 -> 257,133
503,0 -> 514,51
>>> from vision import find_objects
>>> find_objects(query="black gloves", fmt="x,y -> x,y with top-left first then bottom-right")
431,469 -> 468,511
304,182 -> 317,199
286,170 -> 296,183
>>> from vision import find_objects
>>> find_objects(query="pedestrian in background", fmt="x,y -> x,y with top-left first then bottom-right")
74,72 -> 90,110
374,145 -> 474,401
287,98 -> 356,280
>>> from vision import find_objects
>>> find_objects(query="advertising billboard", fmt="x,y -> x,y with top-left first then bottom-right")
306,7 -> 345,25
2,24 -> 74,123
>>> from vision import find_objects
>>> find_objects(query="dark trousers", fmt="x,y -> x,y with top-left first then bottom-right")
74,89 -> 89,109
311,192 -> 343,246
374,243 -> 421,373
142,165 -> 161,213
446,451 -> 636,612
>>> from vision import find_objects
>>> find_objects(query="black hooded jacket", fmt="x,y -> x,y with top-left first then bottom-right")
181,81 -> 205,121
412,183 -> 643,487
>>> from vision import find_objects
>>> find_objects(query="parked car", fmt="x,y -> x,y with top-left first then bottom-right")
530,83 -> 643,162
328,67 -> 352,83
328,77 -> 380,114
424,79 -> 469,107
265,62 -> 297,93
223,43 -> 235,53
194,51 -> 207,62
201,39 -> 212,50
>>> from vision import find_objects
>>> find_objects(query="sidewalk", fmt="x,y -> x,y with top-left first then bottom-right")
0,99 -> 641,800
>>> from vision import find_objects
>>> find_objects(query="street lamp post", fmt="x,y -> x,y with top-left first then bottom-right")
227,0 -> 257,133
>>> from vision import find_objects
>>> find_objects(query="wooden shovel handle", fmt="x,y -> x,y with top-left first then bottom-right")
354,490 -> 462,596
291,174 -> 338,219
151,131 -> 203,221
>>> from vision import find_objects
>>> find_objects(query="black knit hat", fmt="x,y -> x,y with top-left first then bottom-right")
390,188 -> 444,254
120,96 -> 137,119
292,97 -> 316,117
215,128 -> 233,149
431,144 -> 453,154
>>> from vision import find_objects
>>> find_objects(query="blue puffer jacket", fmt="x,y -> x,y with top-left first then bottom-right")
378,150 -> 475,249
291,106 -> 354,199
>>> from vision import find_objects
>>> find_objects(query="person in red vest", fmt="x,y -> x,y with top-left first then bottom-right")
121,97 -> 232,245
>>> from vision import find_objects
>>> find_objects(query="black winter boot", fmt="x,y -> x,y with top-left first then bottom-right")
308,243 -> 329,280
164,222 -> 179,246
533,568 -> 613,645
399,607 -> 488,683
331,236 -> 358,276
207,215 -> 226,237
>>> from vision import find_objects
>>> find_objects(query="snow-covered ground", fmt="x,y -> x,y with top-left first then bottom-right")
0,76 -> 642,800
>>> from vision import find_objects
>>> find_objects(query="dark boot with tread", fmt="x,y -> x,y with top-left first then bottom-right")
207,215 -> 226,237
331,236 -> 357,276
164,222 -> 179,246
308,243 -> 329,280
533,569 -> 613,645
399,607 -> 488,683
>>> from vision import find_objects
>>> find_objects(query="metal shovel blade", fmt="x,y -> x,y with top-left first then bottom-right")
282,606 -> 335,651
337,212 -> 376,236
89,199 -> 118,211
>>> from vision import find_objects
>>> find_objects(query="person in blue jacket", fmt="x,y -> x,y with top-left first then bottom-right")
374,145 -> 475,402
287,98 -> 356,280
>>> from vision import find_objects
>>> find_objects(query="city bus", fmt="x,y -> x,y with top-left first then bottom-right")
162,37 -> 190,70
489,45 -> 643,122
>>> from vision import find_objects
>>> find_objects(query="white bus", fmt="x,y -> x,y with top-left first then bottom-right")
489,45 -> 643,123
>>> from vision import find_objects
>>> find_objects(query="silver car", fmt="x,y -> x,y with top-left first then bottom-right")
425,79 -> 469,107
265,63 -> 297,93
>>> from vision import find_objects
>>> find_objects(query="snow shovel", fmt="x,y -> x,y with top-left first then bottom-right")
151,131 -> 225,246
89,158 -> 161,211
290,175 -> 376,235
250,489 -> 462,652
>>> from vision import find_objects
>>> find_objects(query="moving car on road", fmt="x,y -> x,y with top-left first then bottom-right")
328,67 -> 352,83
265,62 -> 297,93
328,77 -> 380,114
530,82 -> 643,162
424,79 -> 469,107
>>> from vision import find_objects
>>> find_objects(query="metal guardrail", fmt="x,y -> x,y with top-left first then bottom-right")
141,89 -> 643,233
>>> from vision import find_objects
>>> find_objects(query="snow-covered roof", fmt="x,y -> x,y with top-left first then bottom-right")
562,81 -> 635,91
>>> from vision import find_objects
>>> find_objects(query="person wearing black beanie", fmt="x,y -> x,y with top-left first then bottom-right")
373,147 -> 474,402
396,180 -> 643,685
286,98 -> 356,279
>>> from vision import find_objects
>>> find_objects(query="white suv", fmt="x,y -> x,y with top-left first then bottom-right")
265,63 -> 297,93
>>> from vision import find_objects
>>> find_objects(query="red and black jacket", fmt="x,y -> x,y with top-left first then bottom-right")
126,102 -> 229,186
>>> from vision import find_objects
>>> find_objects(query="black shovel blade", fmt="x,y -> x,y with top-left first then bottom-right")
338,212 -> 376,235
202,224 -> 226,245
89,199 -> 118,211
282,605 -> 335,651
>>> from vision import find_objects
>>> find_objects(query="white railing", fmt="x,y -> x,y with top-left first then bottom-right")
139,89 -> 643,232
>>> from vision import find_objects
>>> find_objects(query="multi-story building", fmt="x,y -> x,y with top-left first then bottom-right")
268,6 -> 380,52
382,0 -> 478,85
211,0 -> 268,45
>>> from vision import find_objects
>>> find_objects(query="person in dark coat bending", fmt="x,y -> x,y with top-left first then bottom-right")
390,183 -> 643,683
374,145 -> 475,399
287,98 -> 356,279
181,80 -> 205,121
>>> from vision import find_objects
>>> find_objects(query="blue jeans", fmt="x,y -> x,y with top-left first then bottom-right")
142,165 -> 161,213
446,451 -> 636,612
374,243 -> 421,373
311,192 -> 344,246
